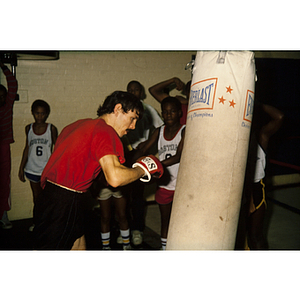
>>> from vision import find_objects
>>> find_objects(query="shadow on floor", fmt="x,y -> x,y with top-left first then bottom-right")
0,208 -> 161,251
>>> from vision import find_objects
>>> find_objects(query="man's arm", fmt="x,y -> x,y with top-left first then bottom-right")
51,124 -> 58,151
259,104 -> 284,150
99,154 -> 145,187
18,125 -> 30,182
149,77 -> 185,103
136,127 -> 160,155
0,60 -> 18,102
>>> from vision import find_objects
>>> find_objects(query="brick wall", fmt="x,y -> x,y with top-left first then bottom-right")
1,51 -> 195,220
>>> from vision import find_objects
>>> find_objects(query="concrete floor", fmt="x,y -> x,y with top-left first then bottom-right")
145,185 -> 300,250
0,185 -> 299,250
264,186 -> 300,250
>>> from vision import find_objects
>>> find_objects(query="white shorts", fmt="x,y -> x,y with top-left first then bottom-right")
97,187 -> 123,201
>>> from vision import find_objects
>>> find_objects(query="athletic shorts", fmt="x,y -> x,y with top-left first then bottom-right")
25,172 -> 41,183
33,181 -> 89,250
155,187 -> 174,205
252,179 -> 266,210
97,187 -> 123,200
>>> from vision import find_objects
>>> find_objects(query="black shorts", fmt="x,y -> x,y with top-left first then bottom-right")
33,182 -> 89,250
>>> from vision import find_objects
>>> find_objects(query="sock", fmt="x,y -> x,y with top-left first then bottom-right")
161,237 -> 167,250
120,229 -> 130,248
101,232 -> 110,249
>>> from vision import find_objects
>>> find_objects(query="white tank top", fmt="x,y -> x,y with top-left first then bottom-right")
24,123 -> 53,176
253,144 -> 266,183
158,124 -> 185,190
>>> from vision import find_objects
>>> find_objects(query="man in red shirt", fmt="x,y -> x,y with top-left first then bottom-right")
33,91 -> 163,250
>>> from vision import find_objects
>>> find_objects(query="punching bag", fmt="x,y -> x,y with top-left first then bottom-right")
166,51 -> 256,250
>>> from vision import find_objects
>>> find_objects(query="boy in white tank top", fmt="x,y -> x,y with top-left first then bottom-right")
18,99 -> 58,231
136,96 -> 185,249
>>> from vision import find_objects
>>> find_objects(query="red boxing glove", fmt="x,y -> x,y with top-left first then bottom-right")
132,155 -> 164,182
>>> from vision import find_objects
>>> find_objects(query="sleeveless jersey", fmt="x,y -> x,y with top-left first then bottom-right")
158,124 -> 185,191
24,123 -> 53,176
253,144 -> 266,183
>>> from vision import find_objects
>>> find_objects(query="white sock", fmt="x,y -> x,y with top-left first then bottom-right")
161,237 -> 167,250
120,229 -> 130,247
101,232 -> 110,249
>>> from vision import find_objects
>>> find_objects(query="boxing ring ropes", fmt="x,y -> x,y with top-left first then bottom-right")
266,135 -> 300,215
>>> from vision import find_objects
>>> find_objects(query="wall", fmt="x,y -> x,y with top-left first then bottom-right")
1,51 -> 195,221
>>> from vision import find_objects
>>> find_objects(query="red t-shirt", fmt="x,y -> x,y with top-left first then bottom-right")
0,67 -> 18,144
41,118 -> 125,192
180,103 -> 188,125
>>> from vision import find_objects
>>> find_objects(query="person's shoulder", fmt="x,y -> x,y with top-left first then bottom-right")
95,119 -> 118,135
49,123 -> 58,131
143,102 -> 157,112
25,124 -> 31,133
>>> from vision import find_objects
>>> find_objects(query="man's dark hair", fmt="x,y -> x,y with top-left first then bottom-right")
31,99 -> 50,115
97,91 -> 144,119
126,80 -> 146,100
161,96 -> 182,112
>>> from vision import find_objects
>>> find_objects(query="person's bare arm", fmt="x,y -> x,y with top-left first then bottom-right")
137,127 -> 160,155
259,104 -> 284,150
18,125 -> 30,182
51,124 -> 58,151
149,77 -> 185,103
99,154 -> 144,187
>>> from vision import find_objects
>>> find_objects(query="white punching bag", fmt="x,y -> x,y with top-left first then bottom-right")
166,51 -> 256,250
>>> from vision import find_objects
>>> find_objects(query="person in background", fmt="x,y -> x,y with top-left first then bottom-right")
243,101 -> 284,250
136,96 -> 185,250
0,59 -> 18,229
98,186 -> 131,250
125,80 -> 164,247
148,77 -> 191,125
18,99 -> 58,231
33,91 -> 163,250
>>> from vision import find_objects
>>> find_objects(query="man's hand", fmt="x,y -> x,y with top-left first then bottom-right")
0,59 -> 5,68
173,77 -> 185,91
132,155 -> 164,182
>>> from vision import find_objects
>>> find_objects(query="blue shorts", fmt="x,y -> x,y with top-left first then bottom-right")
25,172 -> 41,183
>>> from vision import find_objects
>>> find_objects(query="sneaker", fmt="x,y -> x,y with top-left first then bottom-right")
123,244 -> 132,250
0,220 -> 12,229
132,230 -> 143,246
116,234 -> 123,244
1,211 -> 12,229
29,224 -> 35,232
102,246 -> 111,250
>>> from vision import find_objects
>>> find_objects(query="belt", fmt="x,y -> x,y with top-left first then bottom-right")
47,180 -> 84,194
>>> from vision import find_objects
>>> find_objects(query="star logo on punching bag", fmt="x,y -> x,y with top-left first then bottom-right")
229,99 -> 236,108
218,86 -> 236,108
218,96 -> 226,104
226,86 -> 233,94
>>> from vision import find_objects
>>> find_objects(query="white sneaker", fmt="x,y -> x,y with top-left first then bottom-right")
123,244 -> 132,250
29,224 -> 35,232
116,234 -> 123,244
1,211 -> 12,229
132,230 -> 143,246
0,220 -> 12,229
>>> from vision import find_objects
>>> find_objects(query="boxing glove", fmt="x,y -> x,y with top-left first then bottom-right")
132,155 -> 164,182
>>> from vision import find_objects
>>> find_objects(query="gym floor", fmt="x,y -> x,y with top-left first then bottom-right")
0,184 -> 299,251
